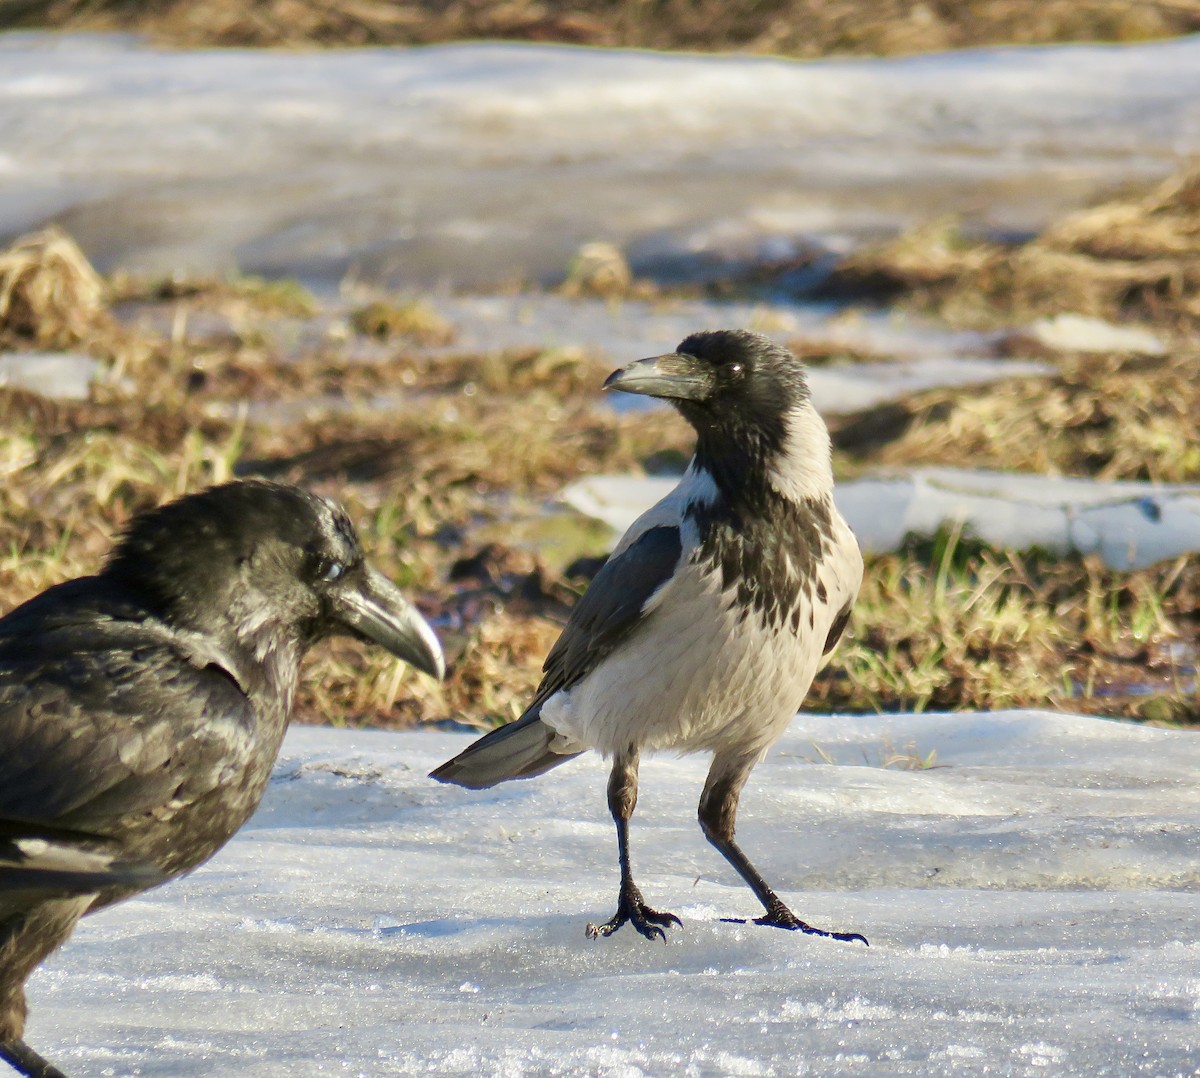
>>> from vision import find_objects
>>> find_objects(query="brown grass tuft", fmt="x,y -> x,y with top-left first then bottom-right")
349,298 -> 456,345
0,227 -> 113,349
4,0 -> 1197,55
558,242 -> 657,300
832,350 -> 1200,484
831,165 -> 1200,330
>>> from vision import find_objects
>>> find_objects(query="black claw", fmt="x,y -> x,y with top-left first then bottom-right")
586,885 -> 681,941
748,901 -> 868,945
755,913 -> 869,945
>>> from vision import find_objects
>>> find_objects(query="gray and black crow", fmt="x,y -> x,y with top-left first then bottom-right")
432,330 -> 865,944
0,480 -> 444,1078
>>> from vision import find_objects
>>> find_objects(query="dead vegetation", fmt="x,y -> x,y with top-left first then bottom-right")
3,0 -> 1197,54
558,242 -> 660,301
0,220 -> 1196,730
830,350 -> 1200,484
348,298 -> 456,345
111,271 -> 321,320
0,228 -> 117,350
828,166 -> 1200,330
810,531 -> 1199,726
0,226 -> 692,728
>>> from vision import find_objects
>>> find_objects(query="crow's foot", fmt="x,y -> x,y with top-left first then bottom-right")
749,899 -> 868,945
586,884 -> 681,942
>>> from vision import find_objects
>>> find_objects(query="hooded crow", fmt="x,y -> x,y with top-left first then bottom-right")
432,330 -> 865,944
0,480 -> 444,1078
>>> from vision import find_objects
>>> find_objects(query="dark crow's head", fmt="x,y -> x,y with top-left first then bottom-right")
604,330 -> 829,500
104,480 -> 444,682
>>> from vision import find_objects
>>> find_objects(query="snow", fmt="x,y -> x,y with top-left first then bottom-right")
417,295 -> 1006,367
3,33 -> 1200,284
413,294 -> 1053,413
1025,315 -> 1166,357
562,469 -> 1200,568
22,715 -> 1200,1075
0,351 -> 98,400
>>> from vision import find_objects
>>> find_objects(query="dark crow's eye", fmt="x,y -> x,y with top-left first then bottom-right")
727,361 -> 745,377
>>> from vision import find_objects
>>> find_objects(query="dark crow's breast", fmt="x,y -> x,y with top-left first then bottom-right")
688,494 -> 833,633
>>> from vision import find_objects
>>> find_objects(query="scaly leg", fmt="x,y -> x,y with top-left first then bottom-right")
586,749 -> 681,942
0,1039 -> 69,1078
699,755 -> 867,945
1,896 -> 93,1078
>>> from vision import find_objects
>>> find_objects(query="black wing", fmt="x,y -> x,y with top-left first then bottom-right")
533,524 -> 683,708
0,582 -> 255,835
823,601 -> 853,656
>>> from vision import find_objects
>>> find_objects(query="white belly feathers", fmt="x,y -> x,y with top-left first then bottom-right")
541,534 -> 853,759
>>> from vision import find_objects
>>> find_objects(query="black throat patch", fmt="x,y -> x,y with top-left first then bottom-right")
687,482 -> 834,634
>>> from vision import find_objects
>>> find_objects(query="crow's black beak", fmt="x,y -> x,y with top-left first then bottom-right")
603,352 -> 714,402
332,566 -> 445,680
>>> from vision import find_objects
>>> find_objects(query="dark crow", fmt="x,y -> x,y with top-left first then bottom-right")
432,330 -> 865,944
0,480 -> 444,1078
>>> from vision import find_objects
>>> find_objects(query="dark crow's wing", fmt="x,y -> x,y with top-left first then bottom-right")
533,524 -> 683,708
0,609 -> 255,835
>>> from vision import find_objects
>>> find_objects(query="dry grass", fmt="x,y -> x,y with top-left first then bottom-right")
810,529 -> 1198,724
831,351 -> 1200,484
3,0 -> 1196,54
0,227 -> 116,350
558,242 -> 659,301
111,272 -> 320,320
348,298 -> 456,345
830,166 -> 1200,331
0,227 -> 1195,731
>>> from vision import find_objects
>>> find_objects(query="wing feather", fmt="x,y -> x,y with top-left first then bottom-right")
532,524 -> 684,709
0,587 -> 254,832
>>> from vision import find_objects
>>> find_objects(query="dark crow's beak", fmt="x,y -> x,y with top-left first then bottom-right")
331,566 -> 445,680
602,352 -> 714,402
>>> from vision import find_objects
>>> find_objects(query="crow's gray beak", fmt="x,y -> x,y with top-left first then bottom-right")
332,566 -> 445,680
603,353 -> 714,402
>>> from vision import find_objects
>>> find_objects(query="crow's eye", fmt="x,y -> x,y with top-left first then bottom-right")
317,559 -> 344,582
727,361 -> 744,377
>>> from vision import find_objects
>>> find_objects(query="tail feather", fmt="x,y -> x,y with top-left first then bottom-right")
0,816 -> 166,897
431,710 -> 582,789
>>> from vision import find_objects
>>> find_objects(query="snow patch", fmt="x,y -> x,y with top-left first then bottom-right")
18,715 -> 1200,1075
563,468 -> 1200,569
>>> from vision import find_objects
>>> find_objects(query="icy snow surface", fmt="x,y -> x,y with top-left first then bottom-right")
0,351 -> 99,400
416,294 -> 1054,412
4,33 -> 1200,284
23,716 -> 1200,1076
563,469 -> 1200,569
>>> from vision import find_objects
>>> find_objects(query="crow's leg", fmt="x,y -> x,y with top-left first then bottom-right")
586,748 -> 681,942
1,898 -> 91,1078
0,1040 -> 68,1078
700,754 -> 867,945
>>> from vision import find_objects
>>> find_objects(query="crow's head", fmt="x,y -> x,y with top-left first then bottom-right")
105,480 -> 443,681
604,330 -> 831,502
